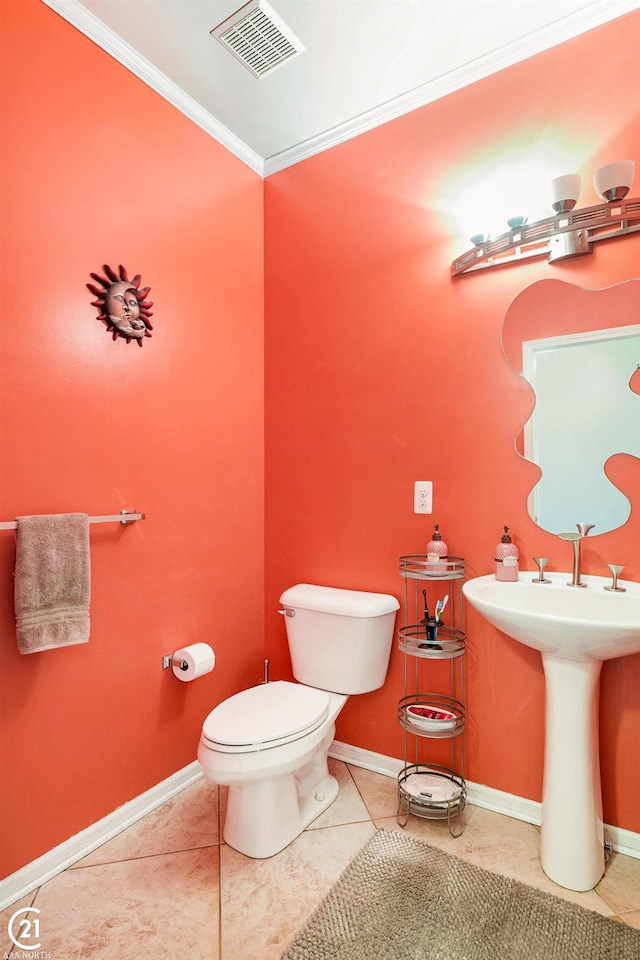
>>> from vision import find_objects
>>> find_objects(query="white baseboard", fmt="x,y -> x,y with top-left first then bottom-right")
329,740 -> 640,860
4,742 -> 638,911
0,761 -> 203,911
330,740 -> 405,778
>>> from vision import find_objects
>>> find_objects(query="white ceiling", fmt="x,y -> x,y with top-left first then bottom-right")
44,0 -> 640,176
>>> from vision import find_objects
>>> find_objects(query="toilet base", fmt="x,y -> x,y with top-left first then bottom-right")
223,730 -> 339,858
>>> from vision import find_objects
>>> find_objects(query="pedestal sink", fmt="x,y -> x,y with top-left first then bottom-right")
463,572 -> 640,891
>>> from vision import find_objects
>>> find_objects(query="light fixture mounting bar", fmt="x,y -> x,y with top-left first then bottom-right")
451,197 -> 640,277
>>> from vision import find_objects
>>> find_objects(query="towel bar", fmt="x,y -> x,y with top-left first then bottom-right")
0,509 -> 145,531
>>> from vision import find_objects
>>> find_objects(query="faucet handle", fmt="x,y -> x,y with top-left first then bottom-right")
576,523 -> 596,537
532,557 -> 551,583
604,564 -> 626,593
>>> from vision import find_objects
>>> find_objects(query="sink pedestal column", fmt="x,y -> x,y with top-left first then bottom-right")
541,654 -> 604,891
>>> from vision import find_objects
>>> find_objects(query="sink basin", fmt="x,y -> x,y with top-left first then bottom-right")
463,571 -> 640,893
462,572 -> 640,662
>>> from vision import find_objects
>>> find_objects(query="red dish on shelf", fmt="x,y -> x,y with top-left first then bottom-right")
406,704 -> 457,731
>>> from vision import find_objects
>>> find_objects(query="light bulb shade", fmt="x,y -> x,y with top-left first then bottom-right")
551,174 -> 581,213
593,161 -> 635,202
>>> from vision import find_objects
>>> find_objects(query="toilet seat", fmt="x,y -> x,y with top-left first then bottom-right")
201,680 -> 330,753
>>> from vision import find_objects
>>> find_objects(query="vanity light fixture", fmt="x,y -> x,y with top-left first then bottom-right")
451,161 -> 640,277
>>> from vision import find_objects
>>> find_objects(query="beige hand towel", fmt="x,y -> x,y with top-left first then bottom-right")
14,513 -> 91,654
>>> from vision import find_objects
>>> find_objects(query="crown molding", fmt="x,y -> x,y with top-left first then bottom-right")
40,0 -> 265,176
264,0 -> 640,176
42,0 -> 640,179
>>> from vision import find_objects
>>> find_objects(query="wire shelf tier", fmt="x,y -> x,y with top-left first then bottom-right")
398,555 -> 465,581
397,763 -> 466,837
398,693 -> 465,739
398,623 -> 465,660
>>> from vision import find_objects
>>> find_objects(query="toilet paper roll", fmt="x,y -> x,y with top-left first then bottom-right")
172,643 -> 215,682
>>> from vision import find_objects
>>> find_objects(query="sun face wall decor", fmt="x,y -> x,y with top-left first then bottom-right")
88,264 -> 153,346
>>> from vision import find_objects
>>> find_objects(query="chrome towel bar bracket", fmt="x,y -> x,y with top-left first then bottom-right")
0,509 -> 145,531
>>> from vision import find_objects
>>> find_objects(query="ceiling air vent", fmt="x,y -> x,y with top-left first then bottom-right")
211,0 -> 305,79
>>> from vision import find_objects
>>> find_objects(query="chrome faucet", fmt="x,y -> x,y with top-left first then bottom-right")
558,523 -> 595,587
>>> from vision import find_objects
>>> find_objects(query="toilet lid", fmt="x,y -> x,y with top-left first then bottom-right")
202,680 -> 330,750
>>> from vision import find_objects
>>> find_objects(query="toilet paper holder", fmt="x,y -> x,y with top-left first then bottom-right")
162,654 -> 188,671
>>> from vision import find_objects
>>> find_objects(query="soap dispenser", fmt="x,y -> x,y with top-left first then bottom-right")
426,524 -> 448,573
495,526 -> 519,582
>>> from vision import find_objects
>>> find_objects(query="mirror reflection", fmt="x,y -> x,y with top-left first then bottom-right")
502,279 -> 640,535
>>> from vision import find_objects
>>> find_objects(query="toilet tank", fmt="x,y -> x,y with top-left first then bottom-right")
279,584 -> 400,695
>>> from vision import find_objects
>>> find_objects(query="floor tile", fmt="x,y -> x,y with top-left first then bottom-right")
618,908 -> 640,929
596,848 -> 640,915
307,759 -> 371,830
33,846 -> 219,959
220,820 -> 374,960
348,763 -> 399,819
74,778 -> 219,867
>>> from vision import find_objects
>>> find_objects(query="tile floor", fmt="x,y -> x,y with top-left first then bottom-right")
3,760 -> 640,959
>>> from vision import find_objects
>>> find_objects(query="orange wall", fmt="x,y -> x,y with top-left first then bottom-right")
1,0 -> 264,878
264,11 -> 640,833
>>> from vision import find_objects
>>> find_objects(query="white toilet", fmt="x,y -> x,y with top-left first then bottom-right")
197,583 -> 399,858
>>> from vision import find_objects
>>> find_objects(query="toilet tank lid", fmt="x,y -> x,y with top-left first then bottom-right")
279,584 -> 400,617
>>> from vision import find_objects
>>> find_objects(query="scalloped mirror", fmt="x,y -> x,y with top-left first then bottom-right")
501,279 -> 640,535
